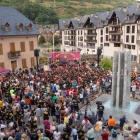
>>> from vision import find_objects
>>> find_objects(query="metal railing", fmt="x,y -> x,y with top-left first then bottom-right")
8,52 -> 20,59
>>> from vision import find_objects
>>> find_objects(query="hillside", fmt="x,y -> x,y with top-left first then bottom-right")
0,0 -> 137,25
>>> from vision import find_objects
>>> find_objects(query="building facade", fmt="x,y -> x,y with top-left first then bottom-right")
59,1 -> 140,63
0,6 -> 40,72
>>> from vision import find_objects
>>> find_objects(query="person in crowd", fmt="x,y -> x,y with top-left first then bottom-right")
86,126 -> 94,140
101,128 -> 109,140
111,125 -> 118,140
97,102 -> 105,119
108,115 -> 116,136
96,118 -> 103,139
118,115 -> 126,134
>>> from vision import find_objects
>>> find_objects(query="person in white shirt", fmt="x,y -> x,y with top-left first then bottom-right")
80,92 -> 83,102
55,91 -> 60,98
96,118 -> 103,140
131,83 -> 136,98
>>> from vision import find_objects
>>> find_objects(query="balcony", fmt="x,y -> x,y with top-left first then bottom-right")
109,30 -> 123,34
69,38 -> 76,41
109,38 -> 123,43
69,33 -> 76,36
109,22 -> 121,27
84,39 -> 97,43
8,51 -> 21,59
85,33 -> 97,36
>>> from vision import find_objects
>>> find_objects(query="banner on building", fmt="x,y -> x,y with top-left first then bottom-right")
43,65 -> 50,71
51,51 -> 80,61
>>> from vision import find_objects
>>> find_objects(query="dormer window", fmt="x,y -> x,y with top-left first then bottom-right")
25,23 -> 32,31
1,22 -> 10,31
16,23 -> 23,31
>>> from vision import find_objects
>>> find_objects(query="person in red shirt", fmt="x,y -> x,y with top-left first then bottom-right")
101,128 -> 109,140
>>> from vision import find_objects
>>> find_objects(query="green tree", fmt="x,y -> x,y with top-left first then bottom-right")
39,35 -> 46,44
49,35 -> 60,46
100,57 -> 113,70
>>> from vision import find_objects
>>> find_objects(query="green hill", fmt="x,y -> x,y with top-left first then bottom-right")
0,0 -> 137,25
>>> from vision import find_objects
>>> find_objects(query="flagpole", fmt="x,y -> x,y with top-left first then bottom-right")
53,33 -> 54,62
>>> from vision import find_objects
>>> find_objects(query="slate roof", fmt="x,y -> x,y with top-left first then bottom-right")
0,6 -> 40,36
38,28 -> 45,33
51,25 -> 58,32
45,28 -> 51,33
59,3 -> 140,30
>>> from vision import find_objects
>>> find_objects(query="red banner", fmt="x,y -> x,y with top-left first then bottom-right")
51,51 -> 80,61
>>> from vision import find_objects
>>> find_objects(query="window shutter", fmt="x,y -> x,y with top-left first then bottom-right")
31,57 -> 35,66
0,44 -> 3,55
0,62 -> 4,68
20,42 -> 25,52
10,43 -> 15,51
22,59 -> 26,68
29,41 -> 34,51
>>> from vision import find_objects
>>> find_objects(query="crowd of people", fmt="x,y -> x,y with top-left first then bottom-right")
0,61 -> 139,140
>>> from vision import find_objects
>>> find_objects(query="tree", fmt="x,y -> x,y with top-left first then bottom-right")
49,35 -> 59,46
100,57 -> 113,70
39,35 -> 45,44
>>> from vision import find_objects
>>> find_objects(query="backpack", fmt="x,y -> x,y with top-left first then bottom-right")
69,116 -> 73,125
77,113 -> 80,120
112,130 -> 117,138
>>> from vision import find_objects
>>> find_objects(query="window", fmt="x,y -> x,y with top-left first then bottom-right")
132,45 -> 135,50
0,62 -> 4,68
131,36 -> 134,43
128,45 -> 131,49
78,31 -> 79,35
5,23 -> 9,31
0,44 -> 3,55
92,30 -> 96,33
81,30 -> 82,35
10,43 -> 15,51
114,43 -> 120,47
127,26 -> 130,33
101,29 -> 103,35
22,59 -> 27,68
106,35 -> 108,41
93,37 -> 96,40
126,35 -> 129,42
29,41 -> 34,51
132,26 -> 135,33
20,42 -> 25,52
104,43 -> 109,47
134,55 -> 137,62
101,37 -> 103,42
31,57 -> 35,67
106,27 -> 108,33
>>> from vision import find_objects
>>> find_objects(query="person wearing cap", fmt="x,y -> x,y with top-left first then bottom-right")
61,128 -> 69,140
89,111 -> 96,125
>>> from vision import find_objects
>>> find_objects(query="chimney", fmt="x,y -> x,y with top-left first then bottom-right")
133,13 -> 135,20
123,7 -> 127,12
107,10 -> 110,16
137,0 -> 140,8
118,6 -> 121,11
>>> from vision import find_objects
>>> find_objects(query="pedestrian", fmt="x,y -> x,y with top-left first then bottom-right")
111,125 -> 118,140
86,126 -> 94,140
101,128 -> 109,140
72,125 -> 77,140
108,115 -> 116,136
